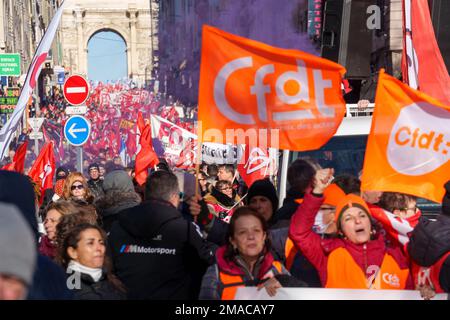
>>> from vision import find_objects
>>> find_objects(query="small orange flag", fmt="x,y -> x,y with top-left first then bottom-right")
198,25 -> 346,151
361,70 -> 450,203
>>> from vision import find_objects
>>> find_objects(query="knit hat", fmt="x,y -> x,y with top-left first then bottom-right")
0,202 -> 36,286
334,194 -> 370,229
442,180 -> 450,216
88,163 -> 100,171
323,183 -> 346,206
247,179 -> 279,212
103,170 -> 135,193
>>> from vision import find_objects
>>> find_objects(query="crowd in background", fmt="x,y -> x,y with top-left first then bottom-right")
1,155 -> 449,300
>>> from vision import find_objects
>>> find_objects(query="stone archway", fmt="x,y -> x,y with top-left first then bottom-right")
60,1 -> 158,84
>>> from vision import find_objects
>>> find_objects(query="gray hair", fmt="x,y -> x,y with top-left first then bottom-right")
145,171 -> 179,202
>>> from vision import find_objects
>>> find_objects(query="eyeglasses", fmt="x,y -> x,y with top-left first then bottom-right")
71,184 -> 84,191
218,187 -> 232,191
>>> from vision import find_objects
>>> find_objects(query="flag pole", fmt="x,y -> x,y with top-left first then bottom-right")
278,150 -> 290,209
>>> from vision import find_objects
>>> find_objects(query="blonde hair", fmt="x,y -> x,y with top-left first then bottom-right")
62,172 -> 93,202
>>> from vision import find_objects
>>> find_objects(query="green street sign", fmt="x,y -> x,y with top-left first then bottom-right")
0,54 -> 21,76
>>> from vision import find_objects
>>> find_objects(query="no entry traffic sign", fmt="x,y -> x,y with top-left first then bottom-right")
63,74 -> 89,105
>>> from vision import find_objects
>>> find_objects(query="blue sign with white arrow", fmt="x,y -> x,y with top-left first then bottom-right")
64,115 -> 91,146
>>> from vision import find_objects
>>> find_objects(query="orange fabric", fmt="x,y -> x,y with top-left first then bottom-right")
284,237 -> 297,271
219,261 -> 283,300
361,70 -> 450,203
323,183 -> 345,206
325,247 -> 410,289
294,198 -> 304,205
334,194 -> 370,223
198,25 -> 346,151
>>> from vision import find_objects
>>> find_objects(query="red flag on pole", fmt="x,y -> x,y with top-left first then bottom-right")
1,141 -> 28,173
28,142 -> 55,204
134,122 -> 159,186
402,0 -> 450,104
237,146 -> 278,187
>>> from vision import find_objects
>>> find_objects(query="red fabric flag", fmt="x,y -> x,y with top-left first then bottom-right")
402,0 -> 450,104
1,162 -> 15,171
134,123 -> 159,186
13,141 -> 28,174
1,141 -> 28,173
28,142 -> 55,204
237,146 -> 277,187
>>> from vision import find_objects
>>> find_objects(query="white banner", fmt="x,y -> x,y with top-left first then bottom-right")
0,1 -> 66,159
234,287 -> 448,300
151,115 -> 243,166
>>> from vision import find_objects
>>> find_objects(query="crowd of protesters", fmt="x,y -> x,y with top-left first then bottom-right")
1,153 -> 449,300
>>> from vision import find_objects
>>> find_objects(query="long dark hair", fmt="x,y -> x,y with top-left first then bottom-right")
57,223 -> 126,293
224,206 -> 271,262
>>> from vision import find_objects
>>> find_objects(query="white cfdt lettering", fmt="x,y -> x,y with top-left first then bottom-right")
214,57 -> 335,124
214,57 -> 255,125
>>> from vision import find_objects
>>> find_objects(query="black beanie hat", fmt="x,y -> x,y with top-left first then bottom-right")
442,180 -> 450,216
247,179 -> 279,213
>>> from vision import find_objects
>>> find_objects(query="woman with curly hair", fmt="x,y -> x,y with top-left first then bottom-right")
62,172 -> 94,204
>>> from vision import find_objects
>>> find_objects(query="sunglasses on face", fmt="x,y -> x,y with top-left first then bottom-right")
71,184 -> 84,191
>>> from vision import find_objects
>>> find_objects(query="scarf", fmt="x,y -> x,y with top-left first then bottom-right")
211,187 -> 236,207
67,260 -> 103,282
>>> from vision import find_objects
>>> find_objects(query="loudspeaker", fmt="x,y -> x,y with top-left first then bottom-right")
430,0 -> 450,72
321,0 -> 375,79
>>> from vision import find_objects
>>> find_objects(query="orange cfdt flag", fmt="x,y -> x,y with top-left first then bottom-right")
361,70 -> 450,203
198,25 -> 346,151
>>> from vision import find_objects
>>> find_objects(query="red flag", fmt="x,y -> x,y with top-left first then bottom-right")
12,141 -> 28,174
237,146 -> 277,187
1,141 -> 28,173
28,142 -> 55,204
402,0 -> 450,104
1,162 -> 15,171
134,123 -> 159,186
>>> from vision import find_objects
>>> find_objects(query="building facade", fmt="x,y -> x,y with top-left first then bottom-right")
60,0 -> 158,84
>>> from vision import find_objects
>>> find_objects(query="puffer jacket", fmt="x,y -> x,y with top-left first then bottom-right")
289,192 -> 413,289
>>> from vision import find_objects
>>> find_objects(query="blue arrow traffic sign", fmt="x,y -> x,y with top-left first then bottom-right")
64,115 -> 91,146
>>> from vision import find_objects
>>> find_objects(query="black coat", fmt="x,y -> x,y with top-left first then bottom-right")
69,272 -> 125,300
108,199 -> 216,300
95,191 -> 141,234
270,188 -> 304,229
88,178 -> 105,200
408,215 -> 450,292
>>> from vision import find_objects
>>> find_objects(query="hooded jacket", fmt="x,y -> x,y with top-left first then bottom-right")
0,170 -> 73,299
289,192 -> 413,289
95,191 -> 141,233
108,199 -> 216,300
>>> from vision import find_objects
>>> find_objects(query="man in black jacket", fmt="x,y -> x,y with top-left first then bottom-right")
108,170 -> 216,300
87,163 -> 104,200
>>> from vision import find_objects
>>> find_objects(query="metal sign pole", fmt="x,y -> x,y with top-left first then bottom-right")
77,146 -> 83,173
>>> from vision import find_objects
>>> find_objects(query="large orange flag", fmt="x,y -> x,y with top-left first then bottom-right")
198,25 -> 346,151
361,70 -> 450,203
